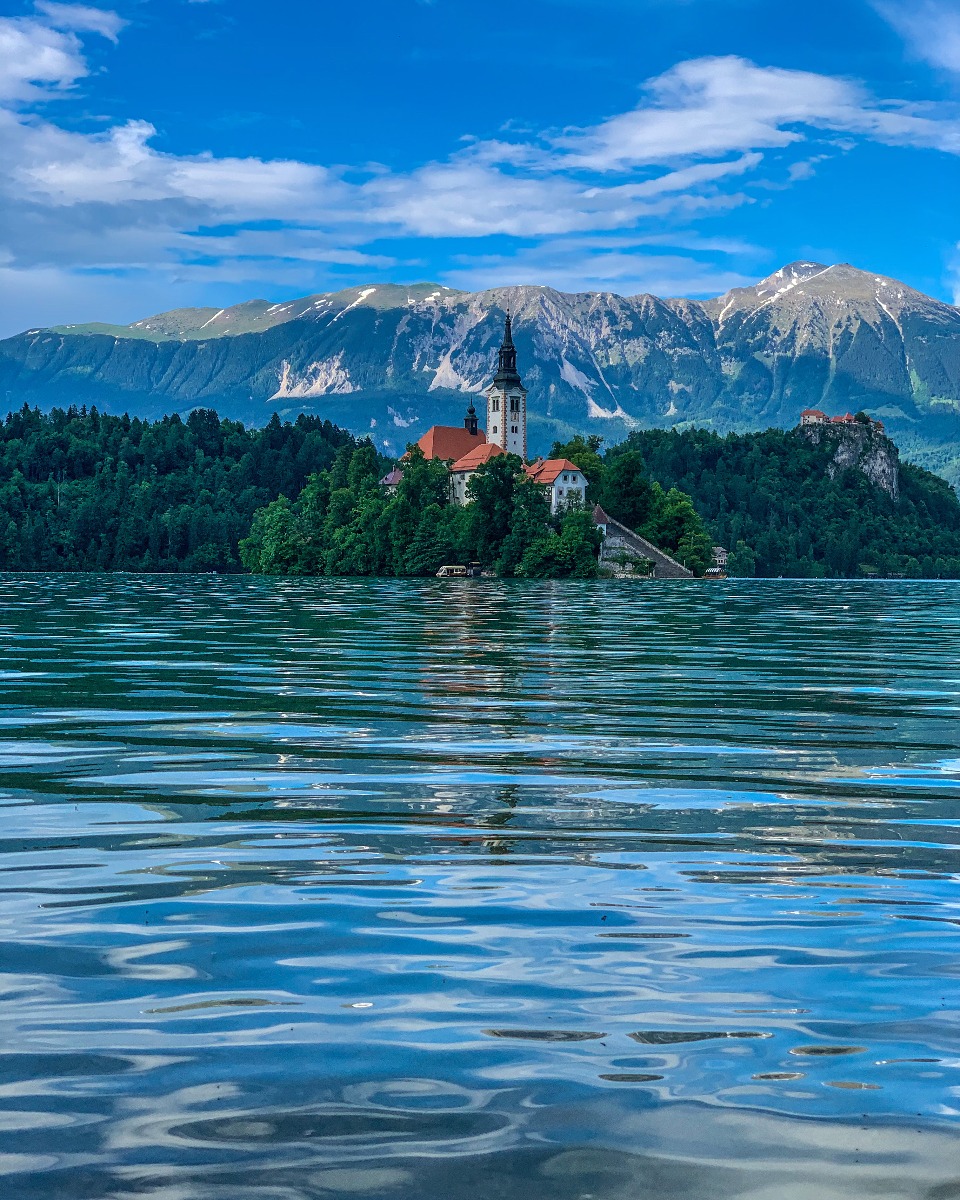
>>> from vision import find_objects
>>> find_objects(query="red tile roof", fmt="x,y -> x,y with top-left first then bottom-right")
450,443 -> 505,472
525,458 -> 583,486
801,408 -> 827,418
411,425 -> 486,462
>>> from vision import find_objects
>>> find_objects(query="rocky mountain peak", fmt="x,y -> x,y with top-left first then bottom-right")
6,260 -> 960,485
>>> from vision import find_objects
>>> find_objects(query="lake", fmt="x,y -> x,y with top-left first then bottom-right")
0,574 -> 958,1199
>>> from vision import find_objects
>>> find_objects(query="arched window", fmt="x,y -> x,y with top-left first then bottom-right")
491,397 -> 500,412
510,396 -> 520,413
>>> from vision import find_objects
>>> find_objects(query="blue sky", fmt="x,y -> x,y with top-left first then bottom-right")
0,0 -> 959,335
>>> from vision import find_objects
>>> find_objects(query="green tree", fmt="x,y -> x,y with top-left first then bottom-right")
494,475 -> 553,576
726,540 -> 757,577
519,507 -> 601,578
239,497 -> 302,574
464,454 -> 526,566
641,484 -> 713,574
597,449 -> 653,530
404,503 -> 457,576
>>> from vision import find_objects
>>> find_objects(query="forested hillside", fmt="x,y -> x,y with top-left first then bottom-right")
602,427 -> 960,577
2,406 -> 959,578
0,406 -> 352,571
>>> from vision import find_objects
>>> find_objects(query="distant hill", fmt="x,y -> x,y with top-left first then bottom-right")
3,263 -> 960,481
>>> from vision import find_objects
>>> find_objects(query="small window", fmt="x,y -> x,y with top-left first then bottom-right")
563,474 -> 569,482
492,398 -> 500,412
511,425 -> 518,434
492,425 -> 498,434
510,396 -> 520,412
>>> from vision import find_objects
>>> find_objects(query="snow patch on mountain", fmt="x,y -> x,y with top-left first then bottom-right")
430,350 -> 488,392
560,357 -> 596,395
558,355 -> 631,420
332,288 -> 377,322
388,407 -> 417,428
271,354 -> 356,399
587,397 -> 633,421
429,350 -> 464,392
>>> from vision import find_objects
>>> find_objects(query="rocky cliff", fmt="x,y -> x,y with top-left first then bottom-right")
798,421 -> 901,502
3,262 -> 960,480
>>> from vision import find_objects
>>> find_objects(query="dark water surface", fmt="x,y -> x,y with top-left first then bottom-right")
0,575 -> 958,1199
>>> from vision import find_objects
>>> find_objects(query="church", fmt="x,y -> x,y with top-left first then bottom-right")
387,314 -> 588,514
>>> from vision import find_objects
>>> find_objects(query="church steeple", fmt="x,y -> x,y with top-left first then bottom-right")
493,313 -> 523,388
464,401 -> 479,436
486,308 -> 528,460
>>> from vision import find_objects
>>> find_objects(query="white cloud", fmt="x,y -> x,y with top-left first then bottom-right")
34,2 -> 126,43
2,10 -> 960,332
445,237 -> 757,298
0,16 -> 88,101
555,58 -> 851,167
10,114 -> 339,214
552,56 -> 960,167
874,0 -> 960,74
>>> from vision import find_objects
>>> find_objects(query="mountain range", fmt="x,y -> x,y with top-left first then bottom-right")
3,261 -> 960,482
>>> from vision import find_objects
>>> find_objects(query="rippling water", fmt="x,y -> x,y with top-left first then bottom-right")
1,574 -> 959,1199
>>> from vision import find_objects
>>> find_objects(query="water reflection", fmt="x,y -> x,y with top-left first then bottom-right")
0,575 -> 959,1198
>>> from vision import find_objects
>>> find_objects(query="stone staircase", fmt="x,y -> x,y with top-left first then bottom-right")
592,506 -> 695,580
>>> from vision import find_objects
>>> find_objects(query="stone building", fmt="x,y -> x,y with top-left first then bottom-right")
800,408 -> 829,426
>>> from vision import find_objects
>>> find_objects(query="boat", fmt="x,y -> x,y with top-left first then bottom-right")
436,563 -> 483,578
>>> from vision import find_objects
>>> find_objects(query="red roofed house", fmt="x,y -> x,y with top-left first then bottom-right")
800,408 -> 884,430
800,408 -> 828,426
450,443 -> 506,504
525,458 -> 587,513
386,401 -> 486,490
412,408 -> 486,463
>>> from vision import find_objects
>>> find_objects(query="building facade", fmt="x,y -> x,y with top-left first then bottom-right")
449,443 -> 505,504
486,314 -> 527,459
800,408 -> 829,426
798,408 -> 884,432
524,458 -> 587,514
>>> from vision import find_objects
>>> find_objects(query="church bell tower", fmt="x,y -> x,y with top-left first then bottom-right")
486,312 -> 527,460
